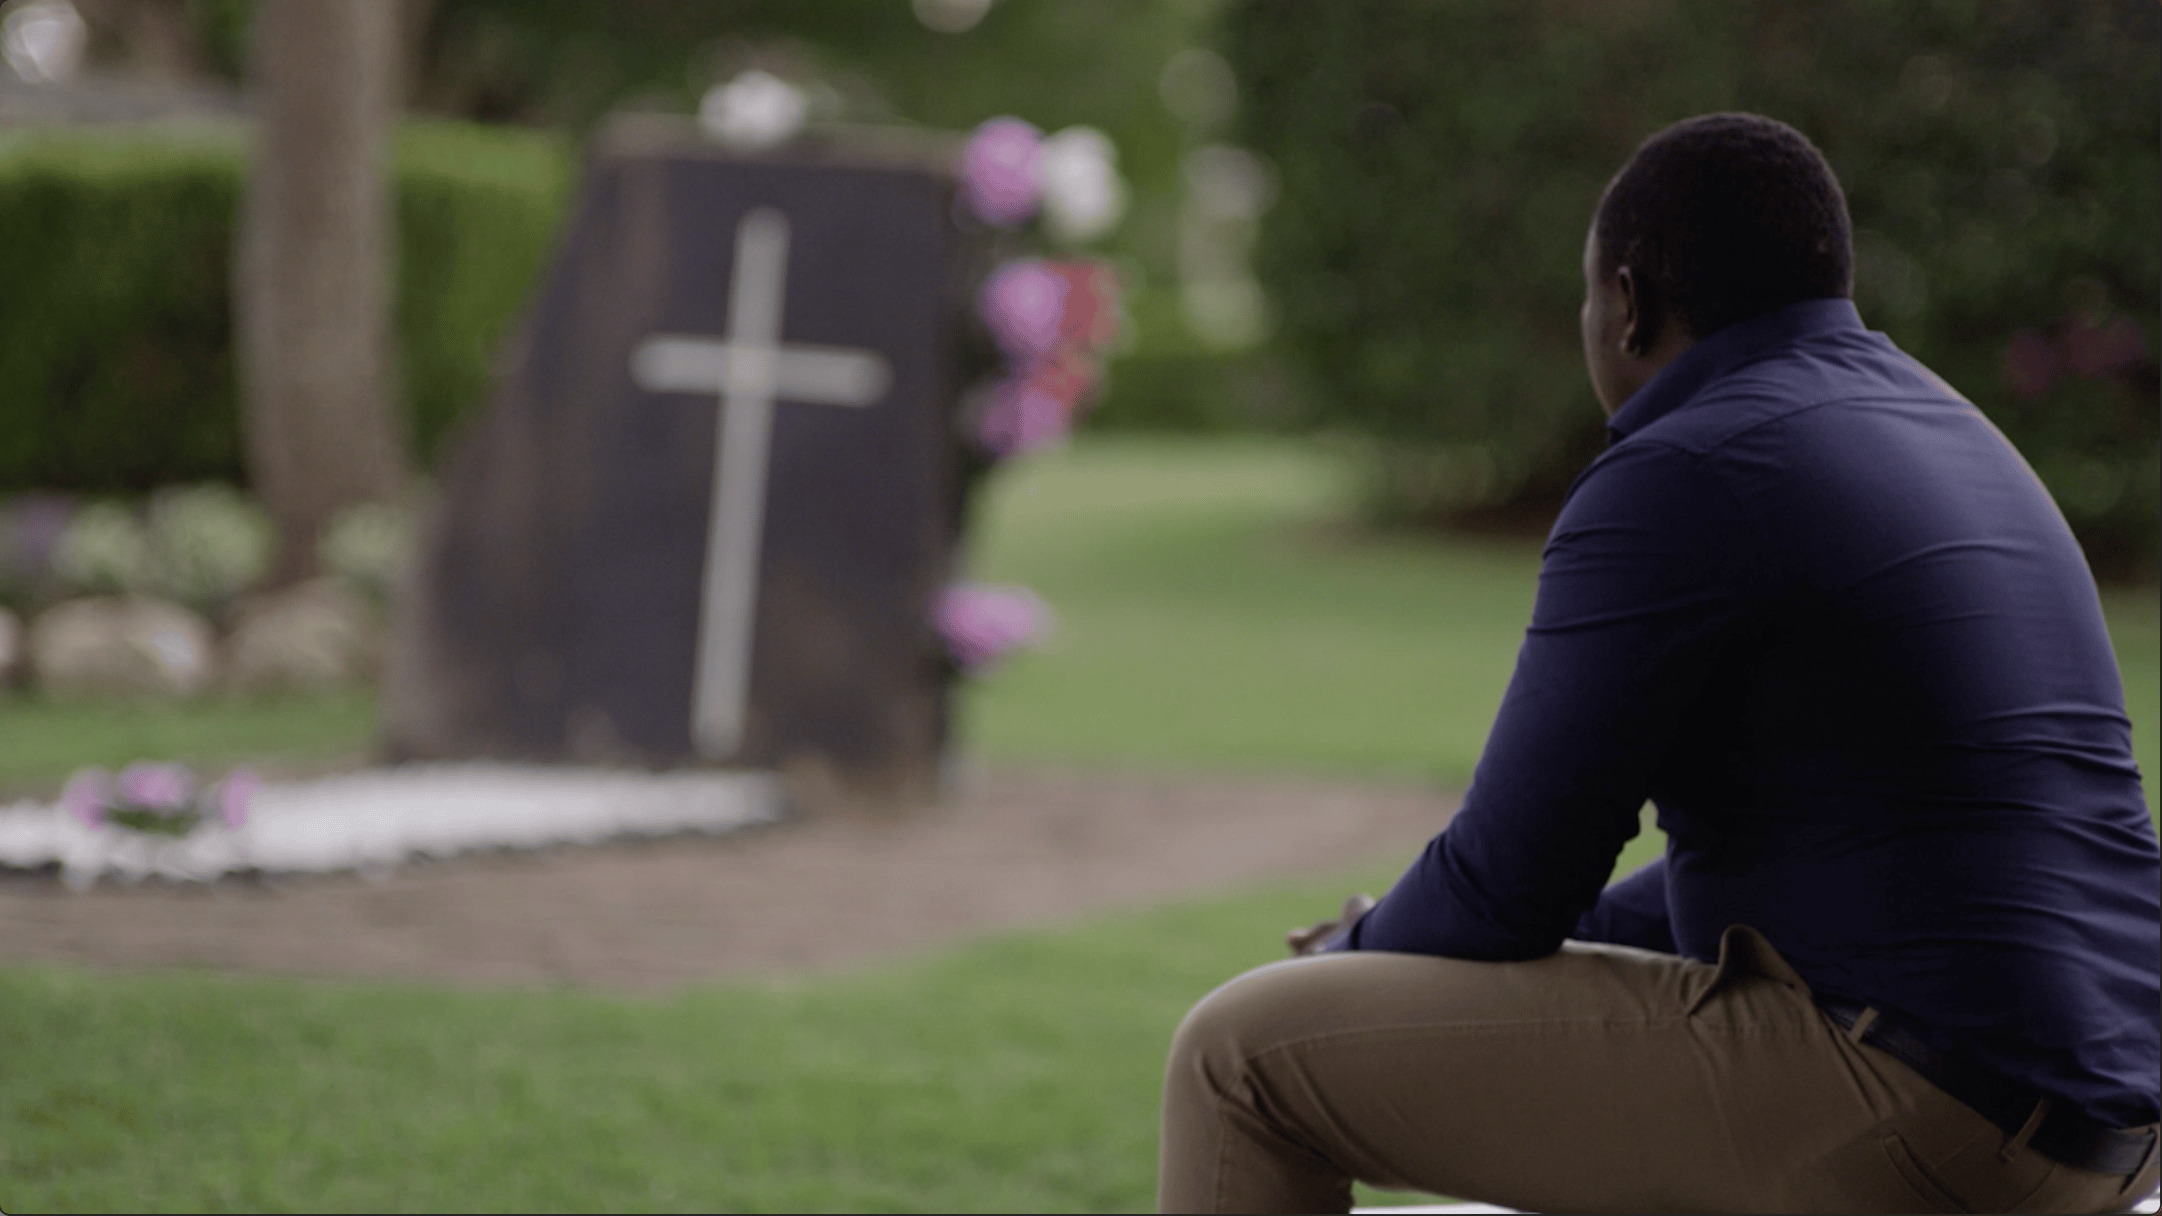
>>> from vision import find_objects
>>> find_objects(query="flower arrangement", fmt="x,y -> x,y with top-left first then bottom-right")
935,584 -> 1053,674
959,116 -> 1046,226
934,116 -> 1128,678
956,116 -> 1127,459
976,257 -> 1122,456
62,762 -> 258,837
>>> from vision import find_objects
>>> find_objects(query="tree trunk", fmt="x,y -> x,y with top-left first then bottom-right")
237,0 -> 405,585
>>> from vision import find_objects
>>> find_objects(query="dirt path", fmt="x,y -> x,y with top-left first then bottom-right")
0,766 -> 1456,991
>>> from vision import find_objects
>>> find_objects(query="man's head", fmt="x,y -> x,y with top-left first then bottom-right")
1580,112 -> 1854,414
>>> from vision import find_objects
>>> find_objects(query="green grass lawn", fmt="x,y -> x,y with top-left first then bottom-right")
0,436 -> 2154,1212
957,437 -> 1544,782
0,692 -> 378,800
3,864 -> 1440,1214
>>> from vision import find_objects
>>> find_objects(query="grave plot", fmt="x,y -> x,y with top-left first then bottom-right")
0,766 -> 1456,988
0,764 -> 783,888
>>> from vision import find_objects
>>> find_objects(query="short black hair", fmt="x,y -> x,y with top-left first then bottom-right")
1594,112 -> 1852,348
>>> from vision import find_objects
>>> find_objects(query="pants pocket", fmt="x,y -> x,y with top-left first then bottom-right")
1883,1133 -> 1973,1214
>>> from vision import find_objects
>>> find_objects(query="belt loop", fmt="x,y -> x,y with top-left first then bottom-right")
1688,924 -> 1808,1016
2000,1097 -> 2053,1163
1843,1007 -> 1880,1044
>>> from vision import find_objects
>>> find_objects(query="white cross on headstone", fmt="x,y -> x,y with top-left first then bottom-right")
629,207 -> 893,760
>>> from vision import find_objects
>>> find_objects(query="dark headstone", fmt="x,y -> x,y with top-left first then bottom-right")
383,116 -> 980,804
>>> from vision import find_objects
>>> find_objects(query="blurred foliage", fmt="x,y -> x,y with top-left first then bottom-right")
30,484 -> 273,615
1086,349 -> 1303,434
412,1 -> 1210,240
405,0 -> 1261,435
140,482 -> 274,612
388,121 -> 576,464
183,0 -> 1221,279
1224,0 -> 2160,578
48,500 -> 148,597
1084,287 -> 1305,434
178,0 -> 252,81
0,133 -> 236,495
49,0 -> 1258,461
317,499 -> 415,608
0,120 -> 571,492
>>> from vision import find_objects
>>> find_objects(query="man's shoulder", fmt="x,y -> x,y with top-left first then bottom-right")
1632,329 -> 1972,458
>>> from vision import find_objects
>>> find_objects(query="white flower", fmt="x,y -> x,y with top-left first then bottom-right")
1039,126 -> 1128,244
699,70 -> 809,152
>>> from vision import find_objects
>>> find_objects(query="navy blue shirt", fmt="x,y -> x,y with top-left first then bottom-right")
1346,298 -> 2160,1129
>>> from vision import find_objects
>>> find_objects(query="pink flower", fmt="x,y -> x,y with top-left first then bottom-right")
1030,351 -> 1099,414
980,260 -> 1069,360
975,349 -> 1103,457
977,378 -> 1072,456
1050,260 -> 1121,353
60,768 -> 112,827
216,767 -> 259,830
116,762 -> 195,813
936,585 -> 1053,671
959,117 -> 1044,226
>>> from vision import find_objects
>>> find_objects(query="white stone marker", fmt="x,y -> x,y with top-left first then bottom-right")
629,207 -> 893,759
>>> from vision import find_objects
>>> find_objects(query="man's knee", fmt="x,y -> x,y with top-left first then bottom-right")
1161,959 -> 1377,1213
1166,956 -> 1344,1099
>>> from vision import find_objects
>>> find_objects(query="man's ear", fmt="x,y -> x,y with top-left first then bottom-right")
1616,266 -> 1660,357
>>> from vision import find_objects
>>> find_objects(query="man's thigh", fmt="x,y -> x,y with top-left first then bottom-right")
1162,934 -> 1970,1214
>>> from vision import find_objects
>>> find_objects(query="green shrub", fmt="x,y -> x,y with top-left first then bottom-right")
0,119 -> 571,494
1223,0 -> 2159,577
1090,351 -> 1305,434
389,121 -> 575,466
1083,285 -> 1309,435
32,483 -> 275,615
0,131 -> 240,494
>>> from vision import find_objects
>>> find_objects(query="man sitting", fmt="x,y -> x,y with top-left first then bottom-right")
1156,113 -> 2161,1215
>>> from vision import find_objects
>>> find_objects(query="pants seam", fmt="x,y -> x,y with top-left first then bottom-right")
1234,1016 -> 1834,1069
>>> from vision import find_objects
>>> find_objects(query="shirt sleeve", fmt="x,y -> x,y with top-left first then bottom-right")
1571,856 -> 1677,954
1351,440 -> 1761,960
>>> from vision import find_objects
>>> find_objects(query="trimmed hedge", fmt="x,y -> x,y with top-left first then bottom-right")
0,119 -> 571,492
1223,0 -> 2160,576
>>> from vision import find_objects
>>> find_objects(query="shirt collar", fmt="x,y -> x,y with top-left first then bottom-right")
1606,297 -> 1866,441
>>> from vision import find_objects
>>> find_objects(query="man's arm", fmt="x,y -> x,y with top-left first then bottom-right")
1305,862 -> 1680,956
1349,440 -> 1762,960
1571,857 -> 1677,954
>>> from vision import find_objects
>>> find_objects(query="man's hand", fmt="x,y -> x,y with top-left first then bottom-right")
1287,894 -> 1376,956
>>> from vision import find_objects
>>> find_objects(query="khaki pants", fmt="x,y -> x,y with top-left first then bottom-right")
1159,926 -> 2160,1213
